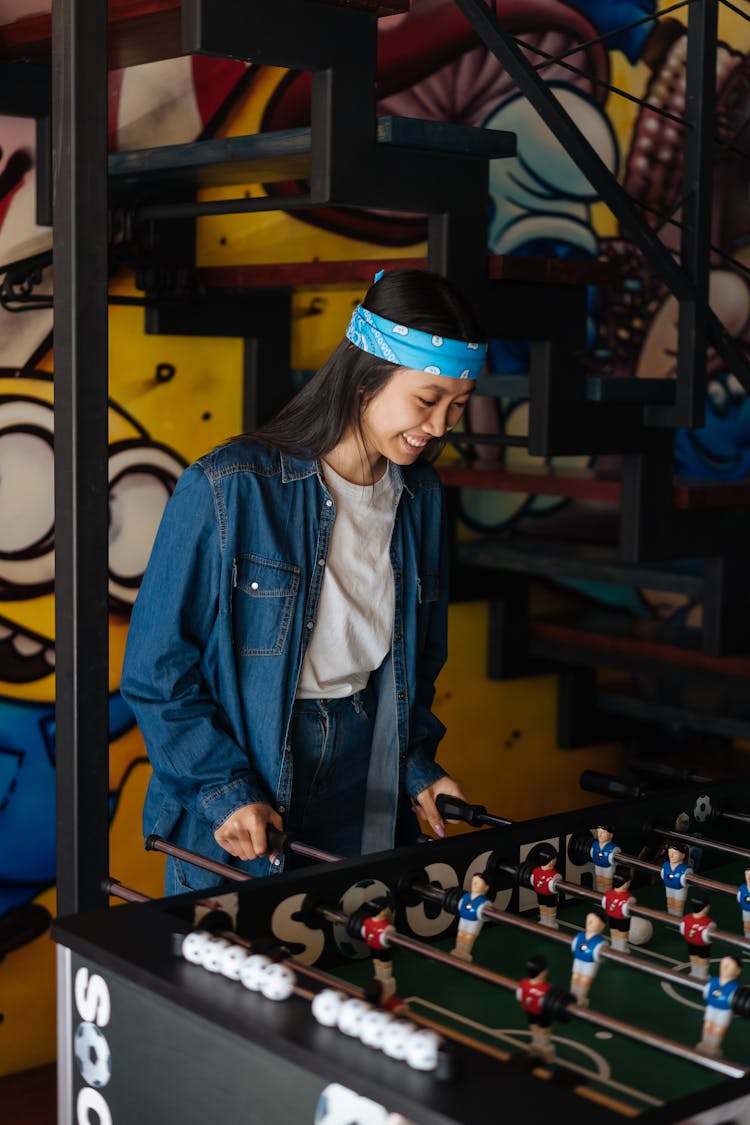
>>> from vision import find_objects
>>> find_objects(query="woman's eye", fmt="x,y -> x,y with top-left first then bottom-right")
418,397 -> 437,407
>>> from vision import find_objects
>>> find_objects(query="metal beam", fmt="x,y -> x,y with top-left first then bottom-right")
53,0 -> 110,915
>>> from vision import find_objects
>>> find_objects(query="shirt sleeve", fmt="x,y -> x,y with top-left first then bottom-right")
121,464 -> 270,830
404,485 -> 449,798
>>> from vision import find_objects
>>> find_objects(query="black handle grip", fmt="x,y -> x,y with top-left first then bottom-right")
436,794 -> 489,826
266,824 -> 293,853
580,770 -> 645,800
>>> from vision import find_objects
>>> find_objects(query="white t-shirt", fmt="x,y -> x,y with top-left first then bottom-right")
295,462 -> 396,699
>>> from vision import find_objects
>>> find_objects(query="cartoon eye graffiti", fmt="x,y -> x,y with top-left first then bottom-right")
0,398 -> 56,591
107,441 -> 185,610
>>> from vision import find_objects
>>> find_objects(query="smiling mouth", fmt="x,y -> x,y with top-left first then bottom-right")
0,616 -> 55,683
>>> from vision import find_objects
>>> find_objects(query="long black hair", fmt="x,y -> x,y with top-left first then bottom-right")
251,269 -> 483,462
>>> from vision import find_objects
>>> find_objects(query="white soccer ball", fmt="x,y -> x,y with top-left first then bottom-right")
311,989 -> 348,1027
218,943 -> 249,981
405,1028 -> 442,1072
337,998 -> 372,1037
693,795 -> 712,823
628,917 -> 654,946
181,930 -> 211,965
381,1019 -> 418,1061
260,962 -> 296,1001
74,1022 -> 111,1089
239,953 -> 272,991
359,1008 -> 394,1049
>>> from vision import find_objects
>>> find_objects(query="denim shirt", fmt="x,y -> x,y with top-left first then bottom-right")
121,439 -> 448,883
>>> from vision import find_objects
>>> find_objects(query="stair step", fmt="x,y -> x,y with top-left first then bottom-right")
457,537 -> 705,595
597,689 -> 750,741
108,115 -> 515,193
438,463 -> 750,511
0,0 -> 406,68
529,610 -> 750,684
199,255 -> 617,289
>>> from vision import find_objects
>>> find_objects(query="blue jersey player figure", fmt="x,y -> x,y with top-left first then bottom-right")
570,909 -> 608,1007
591,824 -> 620,893
661,840 -> 692,917
698,954 -> 743,1057
451,872 -> 491,962
737,868 -> 750,938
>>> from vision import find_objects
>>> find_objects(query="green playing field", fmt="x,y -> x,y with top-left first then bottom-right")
331,859 -> 750,1116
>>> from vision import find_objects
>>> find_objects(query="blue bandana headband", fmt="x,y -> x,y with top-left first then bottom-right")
345,304 -> 486,380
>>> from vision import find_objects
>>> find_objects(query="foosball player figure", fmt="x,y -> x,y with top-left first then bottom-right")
602,866 -> 635,953
737,869 -> 750,937
364,977 -> 407,1016
530,844 -> 562,930
698,954 -> 743,1057
591,825 -> 620,893
679,891 -> 717,981
570,908 -> 608,1007
660,839 -> 693,917
450,872 -> 491,962
358,898 -> 397,1000
516,954 -> 556,1063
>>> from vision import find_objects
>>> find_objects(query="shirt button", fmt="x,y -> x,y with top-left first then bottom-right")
317,559 -> 325,567
325,499 -> 333,507
397,691 -> 406,701
394,633 -> 402,642
306,621 -> 314,629
251,581 -> 259,590
278,805 -> 286,814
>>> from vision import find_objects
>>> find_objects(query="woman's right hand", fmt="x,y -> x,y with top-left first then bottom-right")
213,802 -> 284,862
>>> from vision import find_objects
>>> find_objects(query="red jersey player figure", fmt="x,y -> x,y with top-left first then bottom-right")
591,824 -> 620,893
450,872 -> 491,962
679,891 -> 717,981
569,909 -> 608,1007
360,898 -> 397,999
698,954 -> 742,1057
516,953 -> 556,1063
602,866 -> 636,953
530,844 -> 562,930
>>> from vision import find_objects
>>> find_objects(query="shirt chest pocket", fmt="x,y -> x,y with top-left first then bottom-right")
232,554 -> 300,656
416,571 -> 440,652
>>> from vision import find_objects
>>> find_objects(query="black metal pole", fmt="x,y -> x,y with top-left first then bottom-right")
53,0 -> 110,915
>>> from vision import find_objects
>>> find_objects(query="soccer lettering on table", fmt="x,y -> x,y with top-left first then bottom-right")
602,866 -> 635,953
591,825 -> 620,893
680,892 -> 717,981
569,909 -> 607,1008
529,844 -> 562,930
450,872 -> 491,963
698,955 -> 743,1058
661,840 -> 693,917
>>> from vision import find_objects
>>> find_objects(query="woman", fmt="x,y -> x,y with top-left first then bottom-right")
121,269 -> 486,892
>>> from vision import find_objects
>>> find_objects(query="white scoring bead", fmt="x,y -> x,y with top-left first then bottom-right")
260,962 -> 296,1001
359,1008 -> 393,1049
239,953 -> 272,991
311,989 -> 348,1027
181,930 -> 212,965
404,1028 -> 442,1072
337,998 -> 372,1038
200,935 -> 231,973
381,1019 -> 418,1061
218,943 -> 250,981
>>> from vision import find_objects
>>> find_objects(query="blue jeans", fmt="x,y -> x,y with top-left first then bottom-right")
287,685 -> 376,859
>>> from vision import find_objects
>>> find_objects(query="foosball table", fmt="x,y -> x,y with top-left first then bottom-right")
53,778 -> 750,1124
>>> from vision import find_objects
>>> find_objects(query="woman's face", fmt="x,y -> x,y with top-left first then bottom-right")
360,367 -> 474,465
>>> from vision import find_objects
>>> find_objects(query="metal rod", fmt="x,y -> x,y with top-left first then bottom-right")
654,825 -> 750,862
145,835 -> 252,883
103,878 -> 152,904
722,811 -> 750,826
615,852 -> 736,897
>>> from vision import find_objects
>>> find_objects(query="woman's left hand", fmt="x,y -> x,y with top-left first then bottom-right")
413,776 -> 467,839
